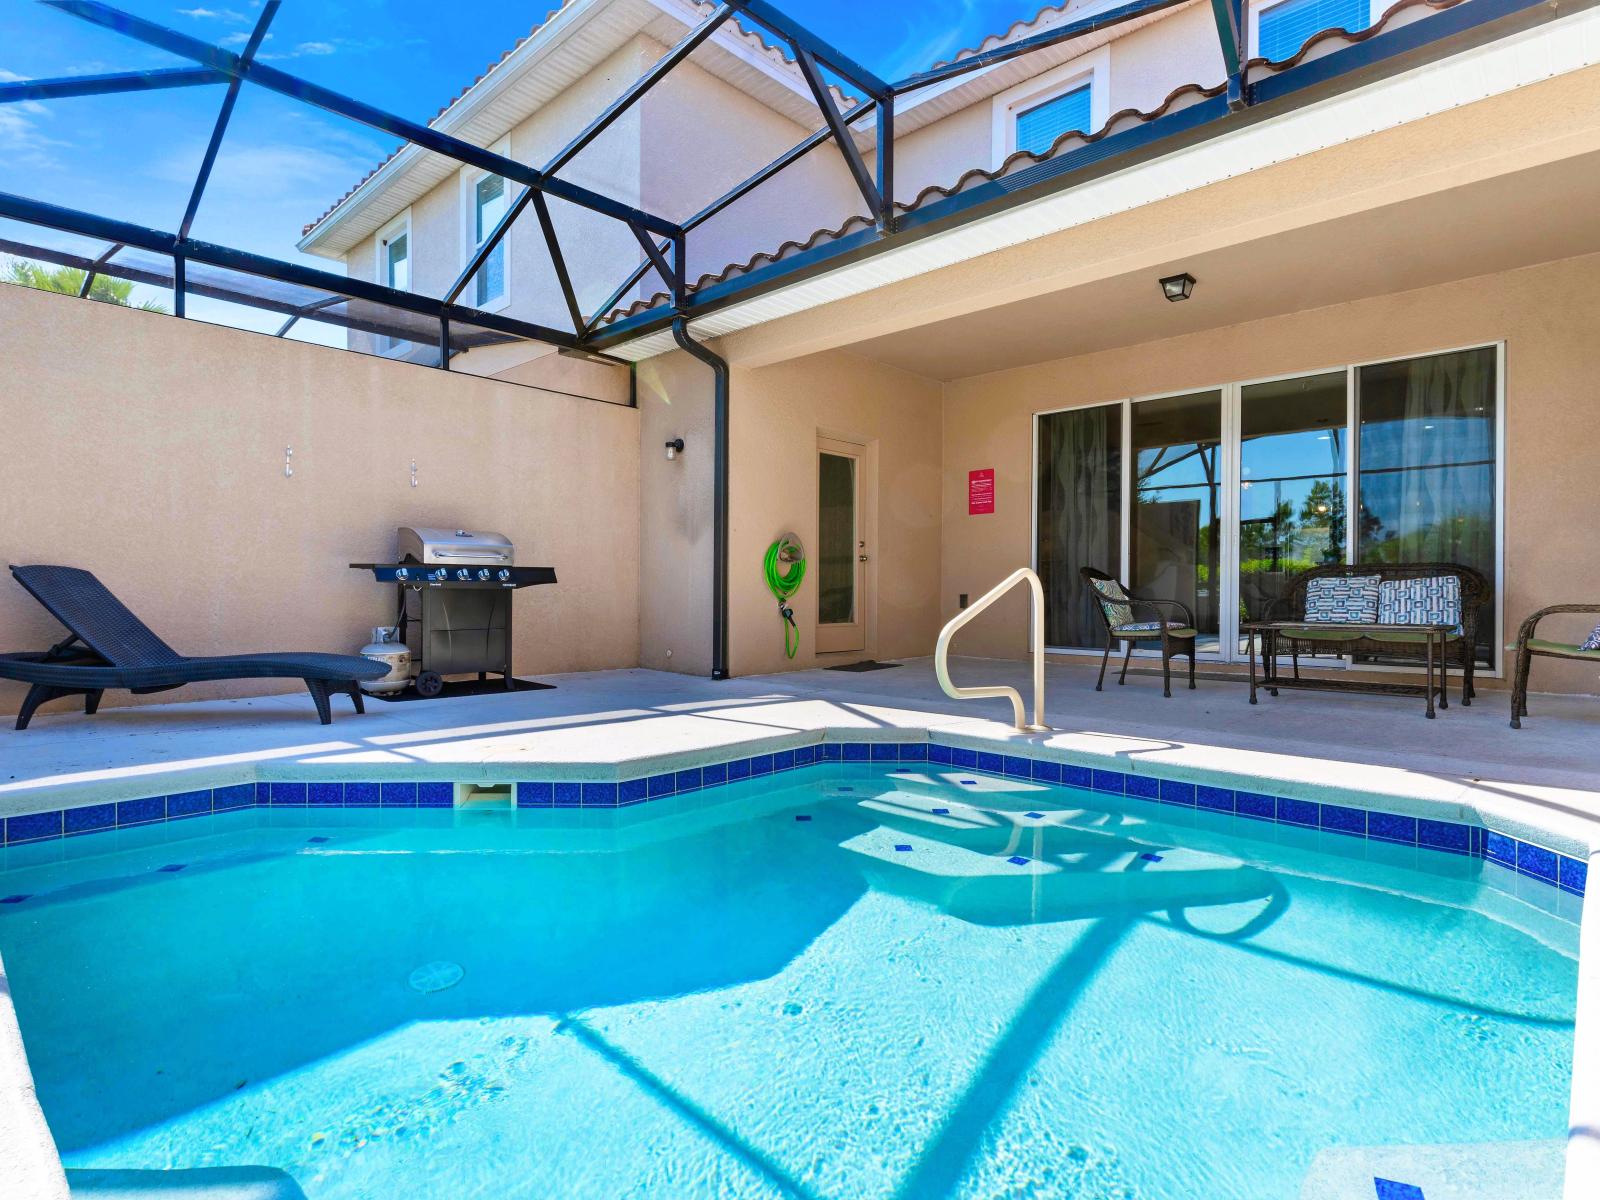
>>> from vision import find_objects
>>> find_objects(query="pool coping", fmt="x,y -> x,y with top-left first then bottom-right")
2,729 -> 1591,900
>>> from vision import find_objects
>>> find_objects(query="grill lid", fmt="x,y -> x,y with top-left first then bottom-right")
398,526 -> 513,566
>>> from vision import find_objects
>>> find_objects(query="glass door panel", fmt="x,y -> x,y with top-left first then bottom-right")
1356,346 -> 1498,667
1036,403 -> 1123,649
1238,371 -> 1349,651
817,447 -> 864,653
1131,391 -> 1222,654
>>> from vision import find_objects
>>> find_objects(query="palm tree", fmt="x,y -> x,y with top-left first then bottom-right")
3,258 -> 168,312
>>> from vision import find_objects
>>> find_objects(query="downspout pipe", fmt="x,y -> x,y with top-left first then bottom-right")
670,317 -> 730,680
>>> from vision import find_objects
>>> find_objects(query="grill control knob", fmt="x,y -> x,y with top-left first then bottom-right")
431,569 -> 448,582
476,568 -> 491,581
456,568 -> 470,581
497,569 -> 511,582
395,567 -> 409,581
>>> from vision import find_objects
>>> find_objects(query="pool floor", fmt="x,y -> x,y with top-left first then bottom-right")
0,765 -> 1579,1199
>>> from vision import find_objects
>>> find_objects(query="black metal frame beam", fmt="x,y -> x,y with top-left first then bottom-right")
791,47 -> 881,219
0,65 -> 226,104
179,0 -> 276,241
45,0 -> 681,239
0,190 -> 582,349
76,241 -> 122,297
544,3 -> 736,176
720,0 -> 890,99
1209,0 -> 1249,109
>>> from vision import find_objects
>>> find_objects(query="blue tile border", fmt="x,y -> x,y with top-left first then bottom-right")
0,737 -> 1588,900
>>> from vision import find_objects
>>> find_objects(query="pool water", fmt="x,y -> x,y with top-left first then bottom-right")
0,765 -> 1579,1199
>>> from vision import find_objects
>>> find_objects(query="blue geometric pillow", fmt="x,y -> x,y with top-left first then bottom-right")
1582,624 -> 1600,652
1378,575 -> 1461,627
1304,575 -> 1380,623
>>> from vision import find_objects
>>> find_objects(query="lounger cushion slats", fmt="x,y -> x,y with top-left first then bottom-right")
11,565 -> 184,665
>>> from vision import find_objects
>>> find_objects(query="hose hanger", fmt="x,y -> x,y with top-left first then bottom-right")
763,533 -> 806,660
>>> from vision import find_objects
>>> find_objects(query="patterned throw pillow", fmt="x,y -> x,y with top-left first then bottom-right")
1378,575 -> 1462,628
1304,575 -> 1380,623
1089,577 -> 1134,628
1581,624 -> 1600,652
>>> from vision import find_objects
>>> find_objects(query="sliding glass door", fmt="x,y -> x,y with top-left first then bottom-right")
1130,391 -> 1223,655
1238,371 -> 1348,643
1032,344 -> 1502,670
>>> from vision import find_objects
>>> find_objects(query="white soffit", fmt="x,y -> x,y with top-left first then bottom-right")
611,7 -> 1600,362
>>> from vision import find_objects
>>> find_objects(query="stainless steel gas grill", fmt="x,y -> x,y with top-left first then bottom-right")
351,527 -> 556,697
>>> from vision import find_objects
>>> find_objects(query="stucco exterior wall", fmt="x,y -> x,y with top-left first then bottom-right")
939,251 -> 1600,693
635,345 -> 944,679
0,285 -> 641,717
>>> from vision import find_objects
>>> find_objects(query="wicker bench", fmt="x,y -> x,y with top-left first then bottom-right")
1262,562 -> 1491,707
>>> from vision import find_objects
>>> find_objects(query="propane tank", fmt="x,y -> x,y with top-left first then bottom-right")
359,626 -> 412,695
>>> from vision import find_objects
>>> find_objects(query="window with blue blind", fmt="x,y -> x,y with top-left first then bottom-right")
1015,84 -> 1093,157
1257,0 -> 1368,62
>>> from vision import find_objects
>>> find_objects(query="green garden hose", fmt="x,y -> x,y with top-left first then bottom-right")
763,534 -> 806,659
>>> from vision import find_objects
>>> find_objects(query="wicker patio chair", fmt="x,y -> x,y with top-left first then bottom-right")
1080,567 -> 1197,698
0,565 -> 387,729
1509,605 -> 1600,728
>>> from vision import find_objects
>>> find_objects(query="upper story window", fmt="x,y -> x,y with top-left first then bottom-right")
376,210 -> 411,354
1015,85 -> 1093,157
471,173 -> 509,308
461,137 -> 512,314
989,48 -> 1109,169
1255,0 -> 1370,62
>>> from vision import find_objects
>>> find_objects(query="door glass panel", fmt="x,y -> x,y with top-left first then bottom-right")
1239,371 -> 1348,648
1356,346 -> 1498,666
1037,403 -> 1123,648
1131,391 -> 1222,653
818,453 -> 856,626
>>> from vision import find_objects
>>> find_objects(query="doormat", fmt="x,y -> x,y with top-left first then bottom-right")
367,677 -> 556,702
825,660 -> 901,673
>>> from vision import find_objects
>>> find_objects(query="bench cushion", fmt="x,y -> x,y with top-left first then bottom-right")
1284,627 -> 1464,643
1526,638 -> 1600,660
1304,575 -> 1379,623
1378,575 -> 1462,628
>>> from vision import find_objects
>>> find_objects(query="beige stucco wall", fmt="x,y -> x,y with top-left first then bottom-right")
940,251 -> 1600,693
0,285 -> 641,717
635,344 -> 945,678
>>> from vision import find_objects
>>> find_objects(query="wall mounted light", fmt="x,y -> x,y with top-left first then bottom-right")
665,438 -> 685,461
1160,272 -> 1196,302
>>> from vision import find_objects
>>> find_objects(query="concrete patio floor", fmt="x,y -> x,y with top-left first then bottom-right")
2,655 -> 1597,855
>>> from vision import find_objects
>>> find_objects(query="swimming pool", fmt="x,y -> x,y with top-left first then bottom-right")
0,762 -> 1580,1199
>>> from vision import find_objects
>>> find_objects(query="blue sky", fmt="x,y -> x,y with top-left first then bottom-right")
0,1 -> 1032,267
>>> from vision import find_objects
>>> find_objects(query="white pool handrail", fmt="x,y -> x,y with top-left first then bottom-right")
934,567 -> 1047,732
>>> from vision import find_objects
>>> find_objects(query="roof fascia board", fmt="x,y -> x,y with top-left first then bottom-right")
591,0 -> 1600,353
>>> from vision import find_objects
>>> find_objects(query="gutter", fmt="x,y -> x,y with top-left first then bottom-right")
670,318 -> 730,681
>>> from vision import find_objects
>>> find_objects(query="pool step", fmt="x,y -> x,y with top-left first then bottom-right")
1299,1139 -> 1564,1200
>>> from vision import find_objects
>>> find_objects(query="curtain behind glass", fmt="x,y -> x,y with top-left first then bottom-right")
1357,346 -> 1497,663
1037,404 -> 1122,648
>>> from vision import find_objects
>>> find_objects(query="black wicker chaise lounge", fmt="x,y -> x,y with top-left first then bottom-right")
0,565 -> 387,729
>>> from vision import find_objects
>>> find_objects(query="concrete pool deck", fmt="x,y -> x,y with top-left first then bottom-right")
2,655 -> 1598,858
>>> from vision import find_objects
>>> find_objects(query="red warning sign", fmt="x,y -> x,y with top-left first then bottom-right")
968,468 -> 995,516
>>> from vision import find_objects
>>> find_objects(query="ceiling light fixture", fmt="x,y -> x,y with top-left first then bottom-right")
1160,272 -> 1195,302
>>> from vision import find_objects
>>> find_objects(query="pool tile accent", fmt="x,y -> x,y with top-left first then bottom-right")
0,736 -> 1586,901
894,844 -> 912,852
1007,855 -> 1030,866
1373,1180 -> 1425,1200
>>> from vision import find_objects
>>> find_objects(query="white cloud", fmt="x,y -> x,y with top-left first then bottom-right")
295,41 -> 337,56
0,67 -> 67,169
177,7 -> 247,20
